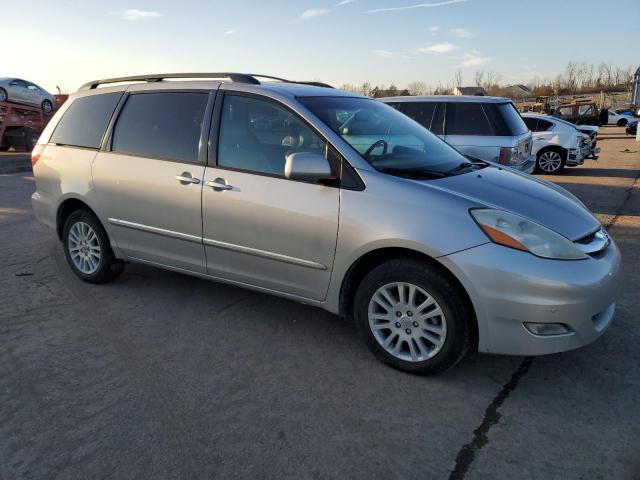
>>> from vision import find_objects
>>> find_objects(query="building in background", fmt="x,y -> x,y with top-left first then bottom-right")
453,86 -> 486,96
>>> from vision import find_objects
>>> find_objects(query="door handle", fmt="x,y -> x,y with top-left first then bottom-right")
175,173 -> 200,185
205,178 -> 234,191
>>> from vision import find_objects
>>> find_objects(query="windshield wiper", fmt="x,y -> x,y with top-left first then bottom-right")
447,160 -> 487,175
377,167 -> 447,179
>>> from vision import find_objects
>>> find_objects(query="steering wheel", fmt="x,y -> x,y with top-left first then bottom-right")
364,139 -> 388,159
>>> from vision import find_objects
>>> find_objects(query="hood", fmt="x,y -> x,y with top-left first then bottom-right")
425,166 -> 600,241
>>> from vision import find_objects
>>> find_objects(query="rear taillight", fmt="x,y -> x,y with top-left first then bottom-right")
498,147 -> 514,165
31,144 -> 45,167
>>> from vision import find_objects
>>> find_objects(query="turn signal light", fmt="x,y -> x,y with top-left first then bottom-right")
31,144 -> 45,167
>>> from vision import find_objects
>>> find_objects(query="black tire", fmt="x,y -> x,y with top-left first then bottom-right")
354,258 -> 473,375
617,118 -> 627,127
62,209 -> 124,284
23,129 -> 39,151
41,100 -> 53,114
0,87 -> 7,103
535,148 -> 565,174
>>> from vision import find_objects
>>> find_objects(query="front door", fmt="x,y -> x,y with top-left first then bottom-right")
202,93 -> 339,301
93,90 -> 210,273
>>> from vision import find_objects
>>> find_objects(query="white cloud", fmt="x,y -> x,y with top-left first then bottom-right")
459,52 -> 492,67
429,26 -> 439,35
336,0 -> 356,5
110,9 -> 163,21
366,0 -> 470,14
224,29 -> 236,35
370,49 -> 396,58
413,43 -> 457,54
299,8 -> 330,20
449,27 -> 474,38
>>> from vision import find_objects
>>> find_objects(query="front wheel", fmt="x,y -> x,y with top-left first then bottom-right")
536,149 -> 565,174
354,258 -> 472,374
617,118 -> 628,127
63,209 -> 125,283
0,88 -> 7,102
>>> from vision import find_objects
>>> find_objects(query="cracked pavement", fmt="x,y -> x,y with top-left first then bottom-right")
0,126 -> 638,479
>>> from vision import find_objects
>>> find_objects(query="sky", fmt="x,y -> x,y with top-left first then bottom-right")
3,0 -> 639,93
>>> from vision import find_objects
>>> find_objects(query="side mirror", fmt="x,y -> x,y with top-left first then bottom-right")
285,152 -> 333,182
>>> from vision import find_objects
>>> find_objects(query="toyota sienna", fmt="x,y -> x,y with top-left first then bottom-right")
31,73 -> 621,374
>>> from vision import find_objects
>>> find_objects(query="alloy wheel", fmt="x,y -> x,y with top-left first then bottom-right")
68,221 -> 101,274
538,151 -> 562,173
367,282 -> 447,362
0,89 -> 7,102
42,101 -> 52,114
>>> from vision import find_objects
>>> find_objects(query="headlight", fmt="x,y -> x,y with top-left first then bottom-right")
470,209 -> 588,260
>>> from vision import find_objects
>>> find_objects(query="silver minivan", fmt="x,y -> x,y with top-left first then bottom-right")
380,95 -> 535,173
31,73 -> 620,374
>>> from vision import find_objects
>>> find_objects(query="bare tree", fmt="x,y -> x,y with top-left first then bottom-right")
407,81 -> 428,96
474,70 -> 485,88
454,69 -> 463,88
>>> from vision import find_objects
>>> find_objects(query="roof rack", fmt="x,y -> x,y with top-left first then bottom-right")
78,73 -> 334,91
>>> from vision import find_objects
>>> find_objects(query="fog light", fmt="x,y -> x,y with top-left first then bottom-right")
524,322 -> 572,336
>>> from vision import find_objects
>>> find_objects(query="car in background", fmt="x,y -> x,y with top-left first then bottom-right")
615,108 -> 638,118
522,113 -> 593,174
0,78 -> 56,113
380,96 -> 534,173
553,102 -> 600,126
606,110 -> 635,126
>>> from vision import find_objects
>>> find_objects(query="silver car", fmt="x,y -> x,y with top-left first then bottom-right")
0,77 -> 56,113
380,95 -> 535,173
31,73 -> 621,374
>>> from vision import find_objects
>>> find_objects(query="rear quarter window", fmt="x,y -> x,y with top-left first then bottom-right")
483,103 -> 529,136
50,92 -> 122,149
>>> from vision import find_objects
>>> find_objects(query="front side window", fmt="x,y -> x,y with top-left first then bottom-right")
112,92 -> 208,163
217,95 -> 325,176
299,96 -> 472,179
445,103 -> 494,136
50,92 -> 122,149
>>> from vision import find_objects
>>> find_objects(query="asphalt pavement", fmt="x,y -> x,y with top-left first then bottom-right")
0,126 -> 638,479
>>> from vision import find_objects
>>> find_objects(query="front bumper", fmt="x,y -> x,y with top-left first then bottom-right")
439,239 -> 622,356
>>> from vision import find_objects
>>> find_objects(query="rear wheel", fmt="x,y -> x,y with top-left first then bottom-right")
63,209 -> 124,283
354,258 -> 472,374
0,88 -> 7,102
41,100 -> 53,114
536,148 -> 565,174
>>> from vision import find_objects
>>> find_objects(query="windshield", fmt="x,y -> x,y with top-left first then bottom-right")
299,96 -> 471,177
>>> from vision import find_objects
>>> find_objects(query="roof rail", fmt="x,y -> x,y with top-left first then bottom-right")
78,72 -> 334,91
78,73 -> 260,91
248,74 -> 334,89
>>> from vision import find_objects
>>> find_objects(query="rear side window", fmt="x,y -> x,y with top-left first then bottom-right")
401,102 -> 437,130
112,92 -> 208,163
50,92 -> 122,149
537,119 -> 554,131
522,117 -> 538,131
445,103 -> 493,136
